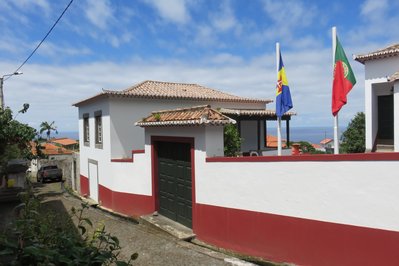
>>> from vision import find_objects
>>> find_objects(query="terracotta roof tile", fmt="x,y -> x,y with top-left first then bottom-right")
136,105 -> 236,127
354,44 -> 399,64
31,142 -> 73,155
266,135 -> 287,148
312,143 -> 322,149
74,80 -> 271,106
320,138 -> 333,145
51,138 -> 77,146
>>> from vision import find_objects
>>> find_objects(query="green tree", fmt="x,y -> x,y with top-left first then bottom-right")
39,121 -> 58,140
224,124 -> 242,157
341,112 -> 365,153
0,106 -> 36,176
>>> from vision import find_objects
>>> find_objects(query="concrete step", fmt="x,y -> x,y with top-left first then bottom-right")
140,213 -> 196,241
376,144 -> 394,152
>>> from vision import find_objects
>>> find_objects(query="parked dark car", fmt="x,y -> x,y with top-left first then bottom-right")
37,165 -> 62,183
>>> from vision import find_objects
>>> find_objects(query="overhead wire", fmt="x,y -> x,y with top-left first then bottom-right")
5,0 -> 74,81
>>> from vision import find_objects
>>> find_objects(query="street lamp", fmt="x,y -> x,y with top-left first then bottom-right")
0,71 -> 23,109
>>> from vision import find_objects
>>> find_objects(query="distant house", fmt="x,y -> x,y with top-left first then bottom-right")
51,138 -> 78,151
265,135 -> 287,148
311,143 -> 324,152
29,142 -> 74,175
354,44 -> 399,152
320,138 -> 333,148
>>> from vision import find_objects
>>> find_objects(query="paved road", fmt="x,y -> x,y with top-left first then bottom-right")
27,181 -> 256,266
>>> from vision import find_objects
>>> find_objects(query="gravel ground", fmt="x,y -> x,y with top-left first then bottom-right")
24,181 -> 255,266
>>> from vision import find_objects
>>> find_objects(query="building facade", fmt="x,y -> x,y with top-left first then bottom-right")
354,44 -> 399,152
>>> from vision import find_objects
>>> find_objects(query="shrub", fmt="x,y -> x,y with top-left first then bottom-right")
0,180 -> 138,265
224,124 -> 242,157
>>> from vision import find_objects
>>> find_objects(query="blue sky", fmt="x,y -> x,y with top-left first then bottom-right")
1,0 -> 398,133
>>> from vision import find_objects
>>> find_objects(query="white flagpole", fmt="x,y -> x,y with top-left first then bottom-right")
276,42 -> 282,156
332,26 -> 339,154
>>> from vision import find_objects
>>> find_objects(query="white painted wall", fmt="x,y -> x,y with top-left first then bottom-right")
365,57 -> 399,80
78,98 -> 110,180
142,123 -> 399,233
77,93 -> 266,203
205,126 -> 225,157
395,81 -> 399,152
197,159 -> 399,232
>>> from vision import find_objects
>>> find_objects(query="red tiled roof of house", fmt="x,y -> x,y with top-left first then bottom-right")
51,138 -> 77,146
136,105 -> 236,127
265,135 -> 287,148
320,138 -> 333,145
73,80 -> 271,106
354,44 -> 399,64
31,142 -> 73,155
312,143 -> 322,149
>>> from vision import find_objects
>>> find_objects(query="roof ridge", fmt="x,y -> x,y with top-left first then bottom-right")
151,104 -> 210,114
73,80 -> 272,106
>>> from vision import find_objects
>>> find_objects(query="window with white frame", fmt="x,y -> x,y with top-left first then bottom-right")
95,110 -> 103,149
83,113 -> 90,146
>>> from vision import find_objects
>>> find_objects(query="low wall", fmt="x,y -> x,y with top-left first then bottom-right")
196,153 -> 399,265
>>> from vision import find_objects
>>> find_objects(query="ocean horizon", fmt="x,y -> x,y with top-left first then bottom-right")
268,126 -> 346,144
57,126 -> 346,145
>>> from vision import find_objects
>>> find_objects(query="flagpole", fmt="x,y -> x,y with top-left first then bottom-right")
332,26 -> 339,154
276,42 -> 282,156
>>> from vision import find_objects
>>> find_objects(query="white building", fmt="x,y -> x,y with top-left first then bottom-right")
73,80 -> 292,208
354,44 -> 399,152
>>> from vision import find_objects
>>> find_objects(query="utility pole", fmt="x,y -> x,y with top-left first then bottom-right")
0,72 -> 23,109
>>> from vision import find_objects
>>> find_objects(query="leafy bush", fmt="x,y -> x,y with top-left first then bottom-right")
341,112 -> 365,153
0,181 -> 138,265
224,124 -> 242,157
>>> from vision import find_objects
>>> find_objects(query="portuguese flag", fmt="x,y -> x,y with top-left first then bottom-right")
332,36 -> 356,116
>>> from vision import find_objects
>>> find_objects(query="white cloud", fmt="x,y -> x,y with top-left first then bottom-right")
10,0 -> 51,16
38,42 -> 92,57
85,0 -> 115,30
143,0 -> 190,24
211,1 -> 238,32
262,0 -> 317,28
361,0 -> 388,17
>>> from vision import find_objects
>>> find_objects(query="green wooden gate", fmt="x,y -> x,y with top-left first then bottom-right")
157,141 -> 192,228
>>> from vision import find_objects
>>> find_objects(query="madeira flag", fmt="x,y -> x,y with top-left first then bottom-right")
276,52 -> 293,117
332,36 -> 356,116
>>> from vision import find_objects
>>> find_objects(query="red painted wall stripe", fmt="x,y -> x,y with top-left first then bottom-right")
195,203 -> 399,266
80,174 -> 89,196
206,152 -> 399,162
110,149 -> 146,163
98,183 -> 155,217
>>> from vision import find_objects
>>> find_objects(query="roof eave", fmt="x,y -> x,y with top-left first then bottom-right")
72,92 -> 109,107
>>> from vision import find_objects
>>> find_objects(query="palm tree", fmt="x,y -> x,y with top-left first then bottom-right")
40,121 -> 58,140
